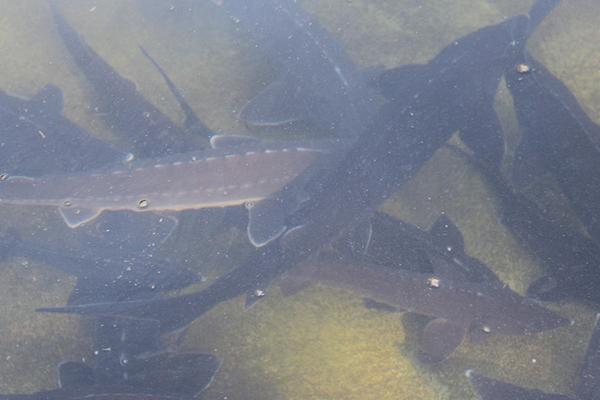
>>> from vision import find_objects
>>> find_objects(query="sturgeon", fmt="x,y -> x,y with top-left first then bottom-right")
280,253 -> 570,362
0,352 -> 220,400
35,0 -> 562,332
0,138 -> 328,228
211,0 -> 375,139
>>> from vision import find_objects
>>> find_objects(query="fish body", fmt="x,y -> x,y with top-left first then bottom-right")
0,140 -> 327,227
508,54 -> 600,245
0,229 -> 198,305
51,4 -> 207,157
212,0 -> 374,139
0,85 -> 122,176
0,352 -> 220,400
356,212 -> 501,285
37,0 -> 559,332
281,254 -> 569,361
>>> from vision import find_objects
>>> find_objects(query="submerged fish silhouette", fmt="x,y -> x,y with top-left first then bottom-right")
0,85 -> 121,176
35,0 -> 560,333
508,53 -> 600,246
50,3 -> 209,157
449,143 -> 600,308
279,252 -> 569,362
0,352 -> 220,400
0,138 -> 327,228
210,0 -> 374,139
374,0 -> 560,169
468,315 -> 600,400
347,212 -> 502,285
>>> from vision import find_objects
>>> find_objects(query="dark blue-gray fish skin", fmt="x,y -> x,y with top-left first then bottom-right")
281,252 -> 568,362
449,144 -> 600,307
507,53 -> 600,245
211,0 -> 375,139
0,229 -> 198,305
50,3 -> 207,158
36,0 -> 558,333
0,85 -> 122,176
375,0 -> 559,169
355,212 -> 502,285
0,352 -> 220,400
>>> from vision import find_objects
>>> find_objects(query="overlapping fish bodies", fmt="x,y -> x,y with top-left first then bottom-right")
0,229 -> 198,305
36,0 -> 561,333
507,53 -> 600,245
468,315 -> 600,400
448,144 -> 600,307
210,0 -> 375,139
0,85 -> 122,176
352,212 -> 502,284
375,0 -> 560,169
0,138 -> 328,228
0,351 -> 220,400
50,3 -> 209,158
280,252 -> 569,362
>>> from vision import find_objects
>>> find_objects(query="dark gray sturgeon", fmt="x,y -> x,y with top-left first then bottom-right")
0,352 -> 220,400
50,3 -> 209,158
211,0 -> 374,139
508,53 -> 600,246
280,253 -> 569,362
36,0 -> 560,335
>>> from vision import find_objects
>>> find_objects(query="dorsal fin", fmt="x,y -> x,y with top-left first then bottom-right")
59,206 -> 103,228
139,46 -> 213,139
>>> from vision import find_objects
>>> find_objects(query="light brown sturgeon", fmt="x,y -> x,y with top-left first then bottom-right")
0,139 -> 326,228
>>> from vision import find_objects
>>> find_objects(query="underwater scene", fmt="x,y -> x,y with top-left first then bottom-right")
0,0 -> 599,399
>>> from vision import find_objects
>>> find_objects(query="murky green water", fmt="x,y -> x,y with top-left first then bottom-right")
0,1 -> 599,399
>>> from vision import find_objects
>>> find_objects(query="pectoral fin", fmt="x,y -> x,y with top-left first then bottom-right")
246,198 -> 288,247
418,318 -> 466,363
338,220 -> 373,255
58,206 -> 103,228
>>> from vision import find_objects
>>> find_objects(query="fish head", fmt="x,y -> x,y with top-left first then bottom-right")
470,293 -> 571,340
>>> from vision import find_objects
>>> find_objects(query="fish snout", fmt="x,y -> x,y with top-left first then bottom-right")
520,298 -> 572,334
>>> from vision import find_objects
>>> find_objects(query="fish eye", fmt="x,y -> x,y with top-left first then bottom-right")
137,199 -> 149,209
516,63 -> 531,74
426,276 -> 441,288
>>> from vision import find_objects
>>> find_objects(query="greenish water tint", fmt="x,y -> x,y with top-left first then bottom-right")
0,1 -> 599,399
